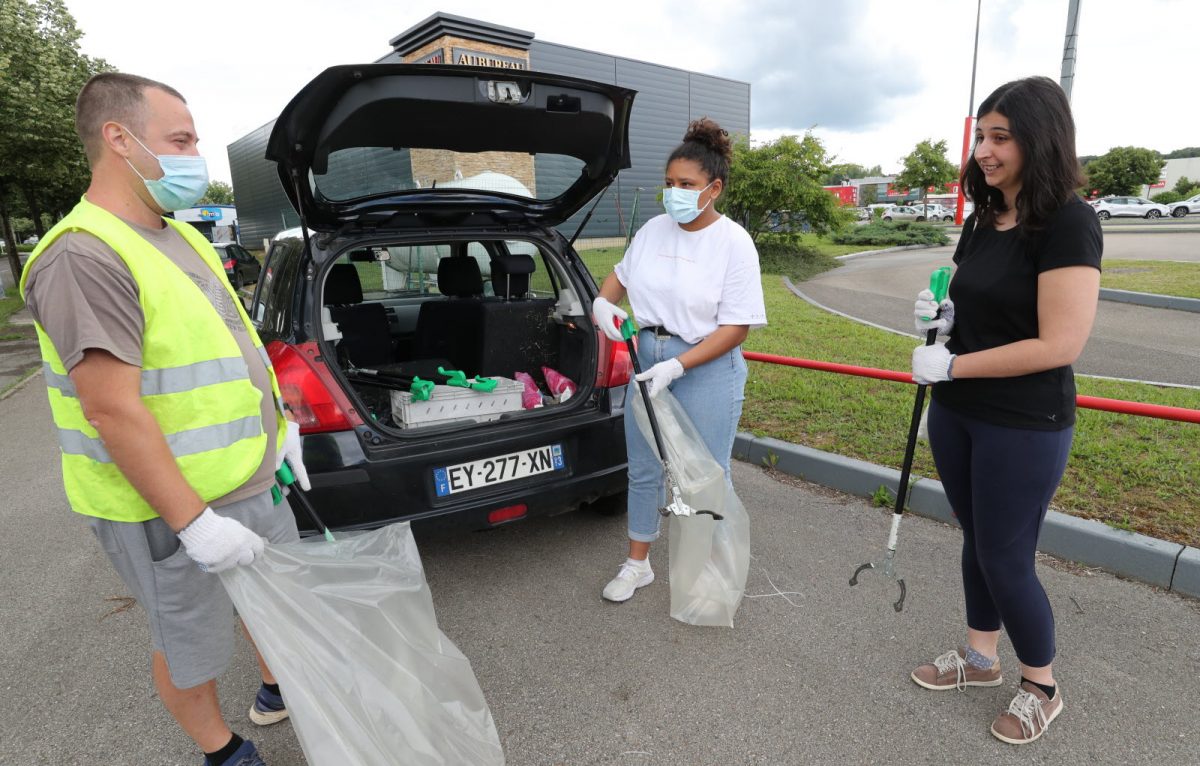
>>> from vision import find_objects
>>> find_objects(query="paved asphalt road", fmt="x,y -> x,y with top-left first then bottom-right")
3,381 -> 1200,765
798,231 -> 1199,387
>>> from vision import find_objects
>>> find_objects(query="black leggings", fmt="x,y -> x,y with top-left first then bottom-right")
927,399 -> 1073,668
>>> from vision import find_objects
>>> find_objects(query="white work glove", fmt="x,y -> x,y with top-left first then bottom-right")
277,419 -> 311,491
914,290 -> 955,335
592,296 -> 628,342
178,507 -> 265,572
912,344 -> 956,385
635,357 -> 685,397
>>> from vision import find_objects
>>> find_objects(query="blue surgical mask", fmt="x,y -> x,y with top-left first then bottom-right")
122,127 -> 209,212
662,181 -> 716,224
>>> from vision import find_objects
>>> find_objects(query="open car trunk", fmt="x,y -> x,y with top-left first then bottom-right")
318,236 -> 595,433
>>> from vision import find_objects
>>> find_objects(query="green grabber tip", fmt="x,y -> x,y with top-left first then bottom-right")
619,317 -> 638,341
409,376 -> 434,402
437,366 -> 469,387
468,376 -> 498,393
919,266 -> 953,320
275,462 -> 335,542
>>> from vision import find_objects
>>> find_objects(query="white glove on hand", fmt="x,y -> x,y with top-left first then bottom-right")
592,296 -> 628,342
914,290 -> 955,335
634,357 -> 685,397
277,420 -> 311,491
912,344 -> 956,385
178,507 -> 265,572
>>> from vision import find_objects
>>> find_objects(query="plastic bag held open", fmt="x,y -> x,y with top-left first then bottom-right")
631,389 -> 751,627
220,523 -> 505,766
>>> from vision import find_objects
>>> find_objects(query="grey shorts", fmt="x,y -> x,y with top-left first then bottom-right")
88,489 -> 300,689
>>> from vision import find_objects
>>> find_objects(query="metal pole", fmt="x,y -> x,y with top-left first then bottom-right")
1061,0 -> 1083,103
955,0 -> 982,226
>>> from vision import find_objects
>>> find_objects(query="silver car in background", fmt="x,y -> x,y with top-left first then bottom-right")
1090,196 -> 1171,220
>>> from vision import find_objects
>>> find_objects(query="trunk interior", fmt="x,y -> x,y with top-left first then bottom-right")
318,236 -> 596,432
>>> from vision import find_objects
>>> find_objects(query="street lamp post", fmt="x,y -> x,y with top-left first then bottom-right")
954,0 -> 982,227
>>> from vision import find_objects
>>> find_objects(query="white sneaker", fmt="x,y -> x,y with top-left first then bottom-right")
602,559 -> 654,602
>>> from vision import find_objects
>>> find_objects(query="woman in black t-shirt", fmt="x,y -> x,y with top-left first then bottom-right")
906,77 -> 1102,746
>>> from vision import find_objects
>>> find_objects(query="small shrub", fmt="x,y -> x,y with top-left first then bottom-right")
831,221 -> 951,248
756,234 -> 840,281
1151,191 -> 1183,205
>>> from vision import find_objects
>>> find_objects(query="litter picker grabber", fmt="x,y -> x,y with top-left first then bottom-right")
274,461 -> 336,543
618,317 -> 723,521
849,266 -> 951,612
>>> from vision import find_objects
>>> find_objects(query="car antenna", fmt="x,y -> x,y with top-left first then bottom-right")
568,183 -> 612,248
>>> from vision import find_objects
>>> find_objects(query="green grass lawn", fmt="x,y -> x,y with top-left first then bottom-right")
1102,259 -> 1200,299
578,245 -> 1200,548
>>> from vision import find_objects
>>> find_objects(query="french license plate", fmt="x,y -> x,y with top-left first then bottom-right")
434,444 -> 565,497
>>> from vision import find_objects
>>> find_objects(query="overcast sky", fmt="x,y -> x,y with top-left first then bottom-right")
63,0 -> 1200,186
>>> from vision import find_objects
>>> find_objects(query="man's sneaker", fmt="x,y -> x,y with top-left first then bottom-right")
213,739 -> 266,766
248,684 -> 289,726
990,681 -> 1063,745
602,559 -> 654,602
911,648 -> 1003,691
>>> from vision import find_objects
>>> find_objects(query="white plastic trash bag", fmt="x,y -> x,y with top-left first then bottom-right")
220,523 -> 505,766
632,389 -> 750,627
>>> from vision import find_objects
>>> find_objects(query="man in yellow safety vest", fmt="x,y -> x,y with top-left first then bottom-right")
20,72 -> 306,766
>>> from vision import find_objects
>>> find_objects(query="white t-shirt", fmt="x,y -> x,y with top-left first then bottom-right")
614,213 -> 767,344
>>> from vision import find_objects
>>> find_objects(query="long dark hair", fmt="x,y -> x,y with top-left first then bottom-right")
962,76 -> 1083,232
668,117 -> 733,185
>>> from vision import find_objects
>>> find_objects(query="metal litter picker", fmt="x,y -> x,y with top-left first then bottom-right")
619,318 -> 722,521
849,266 -> 951,612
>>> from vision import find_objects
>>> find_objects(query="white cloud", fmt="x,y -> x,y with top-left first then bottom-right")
62,0 -> 1200,185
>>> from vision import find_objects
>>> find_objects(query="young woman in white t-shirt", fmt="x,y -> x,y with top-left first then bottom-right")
591,118 -> 767,603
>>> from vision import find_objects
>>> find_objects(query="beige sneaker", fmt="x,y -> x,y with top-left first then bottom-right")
990,681 -> 1063,744
911,648 -> 1003,691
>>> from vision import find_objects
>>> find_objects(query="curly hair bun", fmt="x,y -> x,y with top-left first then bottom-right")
683,117 -> 733,162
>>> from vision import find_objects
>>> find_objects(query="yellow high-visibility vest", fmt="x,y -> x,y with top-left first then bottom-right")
20,197 -> 287,522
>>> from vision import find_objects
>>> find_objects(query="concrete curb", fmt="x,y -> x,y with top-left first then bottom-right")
836,243 -> 944,262
733,431 -> 1199,599
1099,288 -> 1200,313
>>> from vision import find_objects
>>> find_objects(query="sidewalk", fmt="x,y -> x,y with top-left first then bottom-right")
0,306 -> 40,397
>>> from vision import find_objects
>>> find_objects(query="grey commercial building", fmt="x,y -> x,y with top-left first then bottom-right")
228,12 -> 749,246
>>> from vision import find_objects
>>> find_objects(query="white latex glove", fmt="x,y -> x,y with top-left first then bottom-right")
912,344 -> 956,385
634,357 -> 685,397
592,296 -> 628,342
914,289 -> 955,335
277,419 -> 311,491
178,507 -> 265,572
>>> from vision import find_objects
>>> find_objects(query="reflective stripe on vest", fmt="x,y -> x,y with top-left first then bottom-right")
57,415 -> 264,463
42,357 -> 250,398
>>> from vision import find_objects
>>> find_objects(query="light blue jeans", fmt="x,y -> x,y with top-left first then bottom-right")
624,330 -> 748,542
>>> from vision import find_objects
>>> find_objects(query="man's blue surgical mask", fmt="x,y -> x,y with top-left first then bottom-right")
662,181 -> 716,224
122,127 -> 209,212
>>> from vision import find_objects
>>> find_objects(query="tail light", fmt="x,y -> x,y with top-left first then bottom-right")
595,332 -> 634,388
488,504 -> 527,524
267,341 -> 363,434
222,259 -> 235,270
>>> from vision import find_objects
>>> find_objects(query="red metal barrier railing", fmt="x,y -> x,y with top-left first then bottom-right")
742,351 -> 1200,425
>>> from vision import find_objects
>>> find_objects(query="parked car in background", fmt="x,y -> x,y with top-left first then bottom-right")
212,241 -> 261,291
1167,193 -> 1200,218
912,203 -> 955,222
881,205 -> 926,222
1089,196 -> 1171,220
250,63 -> 634,535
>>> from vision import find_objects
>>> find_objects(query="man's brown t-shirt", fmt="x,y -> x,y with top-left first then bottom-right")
24,218 -> 278,507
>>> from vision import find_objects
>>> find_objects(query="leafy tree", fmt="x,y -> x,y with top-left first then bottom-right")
1173,176 -> 1199,197
894,139 -> 957,217
720,132 -> 850,241
1163,147 -> 1200,160
199,180 -> 235,206
0,0 -> 110,285
1083,147 -> 1165,197
859,184 -> 878,206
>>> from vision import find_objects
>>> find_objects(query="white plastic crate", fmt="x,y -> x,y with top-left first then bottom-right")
390,377 -> 527,428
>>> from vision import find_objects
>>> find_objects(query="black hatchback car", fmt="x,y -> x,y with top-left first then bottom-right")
249,64 -> 637,534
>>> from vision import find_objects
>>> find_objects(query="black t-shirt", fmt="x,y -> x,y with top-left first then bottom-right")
932,197 -> 1103,430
